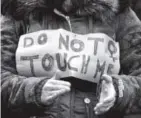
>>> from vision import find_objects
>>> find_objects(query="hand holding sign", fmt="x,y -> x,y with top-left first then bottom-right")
41,71 -> 71,106
16,29 -> 120,83
94,74 -> 116,115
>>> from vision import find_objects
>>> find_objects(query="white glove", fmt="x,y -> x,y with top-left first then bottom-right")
94,74 -> 116,115
41,71 -> 71,105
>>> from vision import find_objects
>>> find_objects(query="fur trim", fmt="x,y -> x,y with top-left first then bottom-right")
1,0 -> 64,20
2,0 -> 130,21
70,0 -> 120,22
63,0 -> 130,22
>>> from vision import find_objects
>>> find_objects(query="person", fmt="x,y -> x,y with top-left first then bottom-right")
1,0 -> 141,118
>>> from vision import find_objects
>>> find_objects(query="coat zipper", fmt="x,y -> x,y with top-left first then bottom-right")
54,9 -> 72,32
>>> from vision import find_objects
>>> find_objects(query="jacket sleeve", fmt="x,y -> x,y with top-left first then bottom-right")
1,16 -> 48,117
110,8 -> 141,114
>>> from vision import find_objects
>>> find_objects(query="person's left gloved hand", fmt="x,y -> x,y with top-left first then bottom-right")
94,74 -> 116,115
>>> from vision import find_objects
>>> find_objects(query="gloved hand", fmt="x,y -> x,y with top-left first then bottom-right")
41,71 -> 71,105
94,74 -> 116,115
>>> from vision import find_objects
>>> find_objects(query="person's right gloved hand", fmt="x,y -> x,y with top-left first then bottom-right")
41,72 -> 71,105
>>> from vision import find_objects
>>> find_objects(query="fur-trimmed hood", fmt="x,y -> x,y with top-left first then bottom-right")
2,0 -> 130,21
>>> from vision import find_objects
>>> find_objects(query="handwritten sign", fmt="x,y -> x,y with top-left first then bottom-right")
16,29 -> 120,83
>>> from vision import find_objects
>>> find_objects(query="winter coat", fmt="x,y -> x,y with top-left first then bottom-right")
1,0 -> 141,118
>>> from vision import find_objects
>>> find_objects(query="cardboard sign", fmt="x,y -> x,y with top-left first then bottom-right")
16,29 -> 120,83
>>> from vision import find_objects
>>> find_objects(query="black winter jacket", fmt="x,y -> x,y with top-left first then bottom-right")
1,0 -> 141,118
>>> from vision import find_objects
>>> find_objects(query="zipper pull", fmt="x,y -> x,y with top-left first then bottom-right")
65,16 -> 72,32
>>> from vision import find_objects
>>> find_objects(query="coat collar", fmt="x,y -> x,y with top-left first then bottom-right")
2,0 -> 130,21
